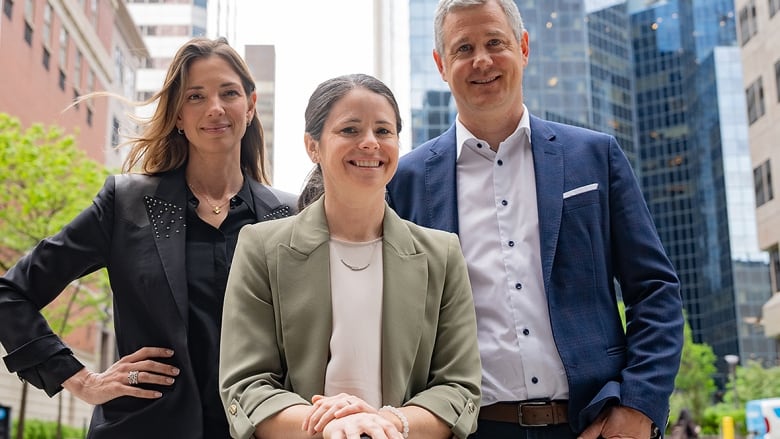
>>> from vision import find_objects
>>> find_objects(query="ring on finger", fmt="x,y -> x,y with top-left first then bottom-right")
128,370 -> 140,386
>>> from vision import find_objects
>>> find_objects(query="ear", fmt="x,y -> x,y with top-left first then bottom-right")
247,91 -> 258,123
304,133 -> 319,163
520,30 -> 530,65
433,49 -> 447,82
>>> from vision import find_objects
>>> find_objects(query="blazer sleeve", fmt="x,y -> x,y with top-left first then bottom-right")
608,138 -> 683,428
0,175 -> 115,396
404,232 -> 481,439
219,224 -> 309,439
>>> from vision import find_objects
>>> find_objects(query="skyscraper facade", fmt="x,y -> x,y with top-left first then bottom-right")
735,0 -> 780,347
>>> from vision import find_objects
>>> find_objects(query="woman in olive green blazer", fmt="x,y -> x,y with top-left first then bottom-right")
219,74 -> 481,439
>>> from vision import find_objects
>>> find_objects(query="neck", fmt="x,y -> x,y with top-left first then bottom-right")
185,158 -> 244,199
460,107 -> 524,151
324,193 -> 385,242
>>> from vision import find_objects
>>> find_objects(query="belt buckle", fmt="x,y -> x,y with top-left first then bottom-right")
517,400 -> 551,427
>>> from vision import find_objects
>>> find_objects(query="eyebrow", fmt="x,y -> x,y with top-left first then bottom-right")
185,81 -> 241,91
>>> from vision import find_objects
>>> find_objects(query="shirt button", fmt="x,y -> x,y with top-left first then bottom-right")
523,328 -> 530,336
501,200 -> 508,206
497,159 -> 504,166
515,283 -> 523,290
476,142 -> 483,148
508,240 -> 515,247
531,377 -> 539,384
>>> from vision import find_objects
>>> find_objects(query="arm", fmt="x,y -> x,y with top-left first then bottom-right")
607,138 -> 683,431
403,233 -> 482,439
0,176 -> 115,396
219,224 -> 310,439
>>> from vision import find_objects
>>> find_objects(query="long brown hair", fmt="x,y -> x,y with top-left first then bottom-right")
123,37 -> 269,183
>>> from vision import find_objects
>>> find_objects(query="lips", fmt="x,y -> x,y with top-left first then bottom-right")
352,160 -> 382,168
202,124 -> 230,133
471,74 -> 500,84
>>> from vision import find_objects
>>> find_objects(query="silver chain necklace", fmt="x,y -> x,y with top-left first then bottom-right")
339,241 -> 380,271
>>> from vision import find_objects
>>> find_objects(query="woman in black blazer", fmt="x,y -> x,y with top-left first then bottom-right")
0,37 -> 296,438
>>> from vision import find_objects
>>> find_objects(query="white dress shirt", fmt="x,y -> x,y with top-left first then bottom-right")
455,106 -> 568,405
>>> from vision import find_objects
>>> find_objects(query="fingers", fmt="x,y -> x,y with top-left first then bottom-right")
305,394 -> 375,434
122,347 -> 175,363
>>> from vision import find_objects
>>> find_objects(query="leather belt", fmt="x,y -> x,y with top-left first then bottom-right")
478,400 -> 569,427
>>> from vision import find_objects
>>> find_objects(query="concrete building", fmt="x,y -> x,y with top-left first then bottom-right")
244,44 -> 276,182
735,0 -> 780,344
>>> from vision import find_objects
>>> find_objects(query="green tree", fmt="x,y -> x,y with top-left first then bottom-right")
669,319 -> 717,426
0,113 -> 111,438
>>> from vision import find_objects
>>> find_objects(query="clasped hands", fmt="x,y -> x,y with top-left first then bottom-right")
302,393 -> 404,439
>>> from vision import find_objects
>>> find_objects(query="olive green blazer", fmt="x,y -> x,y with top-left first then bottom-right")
219,197 -> 481,439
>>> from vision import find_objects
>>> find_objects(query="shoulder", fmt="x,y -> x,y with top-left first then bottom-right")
399,218 -> 460,258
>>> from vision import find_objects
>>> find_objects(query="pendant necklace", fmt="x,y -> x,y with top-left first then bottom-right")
188,183 -> 230,215
339,240 -> 380,272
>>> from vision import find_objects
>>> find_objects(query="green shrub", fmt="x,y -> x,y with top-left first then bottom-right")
700,403 -> 746,436
11,418 -> 86,439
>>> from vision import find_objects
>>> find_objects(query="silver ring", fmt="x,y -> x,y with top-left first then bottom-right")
128,370 -> 139,386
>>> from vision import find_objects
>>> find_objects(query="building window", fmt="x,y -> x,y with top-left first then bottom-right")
73,90 -> 80,110
111,117 -> 120,147
771,0 -> 780,18
746,77 -> 766,124
89,0 -> 97,26
86,106 -> 93,127
24,22 -> 33,45
86,69 -> 94,93
59,28 -> 68,69
59,69 -> 66,91
770,247 -> 780,293
3,0 -> 13,19
42,47 -> 50,70
754,159 -> 774,207
74,50 -> 82,90
740,0 -> 759,45
42,3 -> 52,46
775,60 -> 780,102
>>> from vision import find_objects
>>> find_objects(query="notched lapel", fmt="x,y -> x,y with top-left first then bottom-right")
380,211 -> 428,405
531,117 -> 564,295
144,171 -> 190,328
276,243 -> 332,399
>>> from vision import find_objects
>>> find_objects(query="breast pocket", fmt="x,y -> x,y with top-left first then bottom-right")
563,185 -> 600,211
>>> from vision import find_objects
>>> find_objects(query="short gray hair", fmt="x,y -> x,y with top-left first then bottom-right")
433,0 -> 525,57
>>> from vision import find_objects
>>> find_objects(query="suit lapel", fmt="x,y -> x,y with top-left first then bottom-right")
144,169 -> 190,327
530,116 -> 564,295
424,126 -> 459,234
380,207 -> 427,405
276,199 -> 332,398
247,178 -> 293,221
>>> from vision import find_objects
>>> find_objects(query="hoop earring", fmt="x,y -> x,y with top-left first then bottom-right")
177,128 -> 184,135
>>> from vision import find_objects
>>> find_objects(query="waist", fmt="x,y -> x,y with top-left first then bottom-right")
478,400 -> 569,427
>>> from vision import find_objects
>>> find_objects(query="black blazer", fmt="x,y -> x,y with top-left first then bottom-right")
0,169 -> 296,438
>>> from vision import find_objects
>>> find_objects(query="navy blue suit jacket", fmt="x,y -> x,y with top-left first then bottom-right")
386,116 -> 683,433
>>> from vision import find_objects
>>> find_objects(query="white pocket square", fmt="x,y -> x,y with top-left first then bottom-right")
563,183 -> 599,199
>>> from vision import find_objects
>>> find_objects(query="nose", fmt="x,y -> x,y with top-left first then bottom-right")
472,48 -> 493,70
359,131 -> 380,150
206,95 -> 225,117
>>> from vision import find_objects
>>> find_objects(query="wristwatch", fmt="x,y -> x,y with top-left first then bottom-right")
650,423 -> 661,438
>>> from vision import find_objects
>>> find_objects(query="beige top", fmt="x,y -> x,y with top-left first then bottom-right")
324,237 -> 384,408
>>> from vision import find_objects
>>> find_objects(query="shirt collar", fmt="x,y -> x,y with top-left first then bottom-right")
455,104 -> 531,160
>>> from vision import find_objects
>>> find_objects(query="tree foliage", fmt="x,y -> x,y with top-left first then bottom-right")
0,112 -> 111,336
0,113 -> 108,269
669,318 -> 717,426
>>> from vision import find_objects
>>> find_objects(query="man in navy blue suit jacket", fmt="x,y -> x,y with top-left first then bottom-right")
386,1 -> 683,438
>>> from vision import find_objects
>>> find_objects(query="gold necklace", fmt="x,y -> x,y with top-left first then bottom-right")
188,183 -> 231,215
